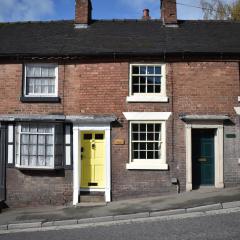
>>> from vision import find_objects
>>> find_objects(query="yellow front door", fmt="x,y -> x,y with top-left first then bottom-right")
80,131 -> 105,189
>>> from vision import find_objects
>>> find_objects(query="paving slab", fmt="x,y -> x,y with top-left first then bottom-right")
113,212 -> 149,221
150,209 -> 186,217
8,222 -> 42,230
222,201 -> 240,209
186,203 -> 222,213
78,216 -> 114,224
53,219 -> 78,226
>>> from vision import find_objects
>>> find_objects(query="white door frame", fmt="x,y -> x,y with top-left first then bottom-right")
185,123 -> 224,191
73,123 -> 111,205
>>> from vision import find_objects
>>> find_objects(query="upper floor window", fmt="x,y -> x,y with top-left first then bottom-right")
127,64 -> 168,102
24,64 -> 58,97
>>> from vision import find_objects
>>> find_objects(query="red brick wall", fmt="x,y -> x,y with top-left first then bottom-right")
1,60 -> 240,206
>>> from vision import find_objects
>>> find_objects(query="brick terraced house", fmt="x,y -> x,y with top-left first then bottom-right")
0,0 -> 240,207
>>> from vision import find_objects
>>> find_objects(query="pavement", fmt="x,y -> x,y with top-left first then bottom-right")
0,187 -> 240,233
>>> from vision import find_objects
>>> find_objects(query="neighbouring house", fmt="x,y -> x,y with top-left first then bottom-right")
0,0 -> 240,208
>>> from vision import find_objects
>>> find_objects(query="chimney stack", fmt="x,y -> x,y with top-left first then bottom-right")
161,0 -> 177,25
142,9 -> 151,20
75,0 -> 92,28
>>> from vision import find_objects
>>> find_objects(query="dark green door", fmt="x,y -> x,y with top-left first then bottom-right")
192,129 -> 215,188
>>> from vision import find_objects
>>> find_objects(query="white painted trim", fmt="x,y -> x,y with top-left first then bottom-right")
238,96 -> 240,102
80,188 -> 105,192
126,163 -> 168,170
8,145 -> 13,164
24,63 -> 58,98
72,123 -> 111,205
8,125 -> 13,143
65,125 -> 71,145
128,63 -> 167,101
65,146 -> 71,166
127,120 -> 168,170
185,123 -> 224,192
126,96 -> 169,103
234,107 -> 240,115
123,112 -> 172,121
73,127 -> 80,205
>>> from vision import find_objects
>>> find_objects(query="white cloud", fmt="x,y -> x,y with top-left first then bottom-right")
0,0 -> 55,22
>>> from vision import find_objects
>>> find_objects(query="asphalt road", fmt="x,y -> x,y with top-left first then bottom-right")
1,210 -> 240,240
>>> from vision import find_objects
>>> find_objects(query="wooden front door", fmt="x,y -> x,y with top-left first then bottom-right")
192,129 -> 215,188
80,131 -> 105,189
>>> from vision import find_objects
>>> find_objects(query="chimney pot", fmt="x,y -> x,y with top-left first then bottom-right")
161,0 -> 177,25
75,0 -> 92,27
142,9 -> 151,20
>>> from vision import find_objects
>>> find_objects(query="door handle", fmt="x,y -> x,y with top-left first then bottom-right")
92,143 -> 96,149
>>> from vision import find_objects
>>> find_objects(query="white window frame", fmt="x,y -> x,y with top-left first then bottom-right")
24,63 -> 58,98
127,63 -> 168,103
124,112 -> 171,170
15,123 -> 55,169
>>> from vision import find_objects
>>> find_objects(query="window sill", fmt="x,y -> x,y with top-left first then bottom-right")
126,163 -> 168,170
20,96 -> 61,103
15,165 -> 63,170
126,96 -> 169,103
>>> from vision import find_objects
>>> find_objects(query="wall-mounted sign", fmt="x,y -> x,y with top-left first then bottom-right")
226,134 -> 236,138
113,139 -> 125,145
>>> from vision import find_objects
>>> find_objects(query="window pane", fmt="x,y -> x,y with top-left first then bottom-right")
147,76 -> 154,84
46,157 -> 53,167
140,151 -> 146,159
21,135 -> 29,144
132,133 -> 139,141
21,155 -> 28,166
147,124 -> 154,132
132,66 -> 139,74
46,146 -> 53,156
21,124 -> 29,132
147,66 -> 154,74
29,145 -> 37,155
147,133 -> 154,141
147,151 -> 154,159
140,133 -> 146,140
132,85 -> 139,93
48,67 -> 55,77
30,135 -> 37,144
140,66 -> 146,74
140,76 -> 146,84
38,156 -> 45,166
133,151 -> 139,159
147,143 -> 154,150
140,85 -> 146,93
148,85 -> 154,93
155,85 -> 161,93
155,124 -> 161,132
29,156 -> 37,166
154,76 -> 161,84
140,124 -> 146,132
155,67 -> 161,75
140,142 -> 146,150
21,145 -> 28,155
132,76 -> 139,84
132,124 -> 138,132
46,135 -> 54,144
38,145 -> 45,156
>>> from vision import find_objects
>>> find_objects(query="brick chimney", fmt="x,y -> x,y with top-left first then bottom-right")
142,9 -> 151,20
161,0 -> 177,25
75,0 -> 92,27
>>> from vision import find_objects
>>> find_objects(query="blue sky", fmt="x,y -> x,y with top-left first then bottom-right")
0,0 -> 235,22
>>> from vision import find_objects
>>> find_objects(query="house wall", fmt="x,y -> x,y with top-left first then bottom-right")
172,62 -> 240,190
1,60 -> 240,206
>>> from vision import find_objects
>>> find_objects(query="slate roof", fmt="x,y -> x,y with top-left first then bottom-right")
0,19 -> 239,58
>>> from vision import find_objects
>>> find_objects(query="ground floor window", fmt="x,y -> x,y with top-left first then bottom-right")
15,123 -> 63,169
131,122 -> 162,160
127,121 -> 167,170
